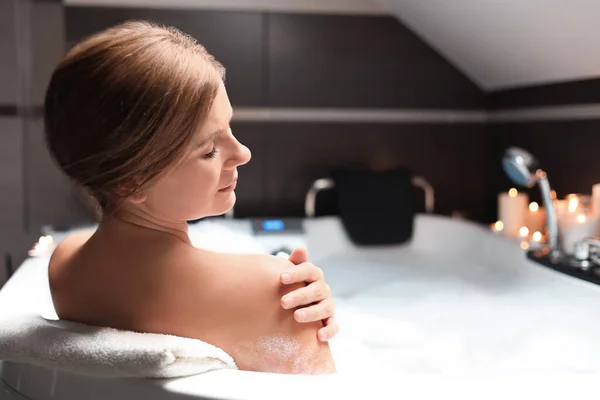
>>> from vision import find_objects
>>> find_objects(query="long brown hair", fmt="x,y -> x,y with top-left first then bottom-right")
44,20 -> 225,213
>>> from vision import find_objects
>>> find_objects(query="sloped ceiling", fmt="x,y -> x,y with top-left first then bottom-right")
376,0 -> 600,90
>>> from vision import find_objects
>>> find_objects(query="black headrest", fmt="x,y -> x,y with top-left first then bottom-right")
331,168 -> 415,246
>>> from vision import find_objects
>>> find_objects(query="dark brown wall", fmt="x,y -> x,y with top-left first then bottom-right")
65,7 -> 265,106
65,7 -> 485,109
489,78 -> 600,109
488,120 -> 600,217
266,13 -> 484,108
1,0 -> 70,277
233,122 -> 489,220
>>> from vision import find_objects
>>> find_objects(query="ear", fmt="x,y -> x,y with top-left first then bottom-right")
127,191 -> 147,204
114,181 -> 146,205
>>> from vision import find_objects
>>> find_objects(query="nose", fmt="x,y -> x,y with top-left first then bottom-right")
236,143 -> 252,167
224,134 -> 251,169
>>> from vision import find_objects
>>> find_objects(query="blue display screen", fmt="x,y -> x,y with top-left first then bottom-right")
262,219 -> 285,231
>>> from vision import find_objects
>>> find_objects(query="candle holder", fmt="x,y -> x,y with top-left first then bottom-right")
592,184 -> 600,217
497,188 -> 529,237
558,194 -> 599,255
526,201 -> 546,234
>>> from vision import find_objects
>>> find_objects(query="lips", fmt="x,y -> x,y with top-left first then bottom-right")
219,177 -> 238,192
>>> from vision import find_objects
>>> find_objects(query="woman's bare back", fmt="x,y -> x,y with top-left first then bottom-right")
49,223 -> 336,374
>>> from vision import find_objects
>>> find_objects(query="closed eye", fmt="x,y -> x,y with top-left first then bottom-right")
203,146 -> 219,159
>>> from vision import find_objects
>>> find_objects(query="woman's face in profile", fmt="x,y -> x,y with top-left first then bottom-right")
138,83 -> 252,222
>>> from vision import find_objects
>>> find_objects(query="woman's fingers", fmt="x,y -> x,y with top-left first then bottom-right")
288,248 -> 308,265
318,317 -> 339,341
293,298 -> 335,324
281,279 -> 331,309
280,262 -> 324,285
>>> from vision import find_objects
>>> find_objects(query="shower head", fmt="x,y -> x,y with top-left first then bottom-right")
501,146 -> 559,258
502,147 -> 539,188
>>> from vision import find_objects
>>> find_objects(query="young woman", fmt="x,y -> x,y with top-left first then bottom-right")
45,21 -> 337,374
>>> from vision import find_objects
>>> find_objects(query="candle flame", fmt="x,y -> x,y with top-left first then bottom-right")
577,214 -> 586,223
494,221 -> 504,231
508,188 -> 518,198
567,195 -> 579,212
532,231 -> 543,242
550,190 -> 557,200
529,202 -> 539,212
519,226 -> 530,237
520,241 -> 530,250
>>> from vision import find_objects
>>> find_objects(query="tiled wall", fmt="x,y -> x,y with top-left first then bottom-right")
0,0 -> 82,282
0,0 -> 25,284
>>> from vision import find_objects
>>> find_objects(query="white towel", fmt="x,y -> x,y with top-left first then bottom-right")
0,312 -> 237,379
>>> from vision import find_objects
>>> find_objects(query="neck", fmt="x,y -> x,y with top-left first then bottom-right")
103,205 -> 191,245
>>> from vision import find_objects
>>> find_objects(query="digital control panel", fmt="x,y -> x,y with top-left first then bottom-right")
251,218 -> 304,235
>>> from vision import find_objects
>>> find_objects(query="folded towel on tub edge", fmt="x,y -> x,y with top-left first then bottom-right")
0,312 -> 237,379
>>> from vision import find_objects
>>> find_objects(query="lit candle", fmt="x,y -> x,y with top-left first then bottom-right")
26,235 -> 56,257
492,220 -> 504,232
559,211 -> 600,255
593,183 -> 600,218
532,231 -> 543,242
519,226 -> 530,238
529,202 -> 539,212
567,194 -> 579,213
498,188 -> 529,237
526,202 -> 546,234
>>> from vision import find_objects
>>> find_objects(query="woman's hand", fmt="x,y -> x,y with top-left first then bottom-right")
280,248 -> 339,342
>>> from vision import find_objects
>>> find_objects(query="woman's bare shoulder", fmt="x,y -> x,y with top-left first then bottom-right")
176,249 -> 294,282
48,229 -> 96,281
162,249 -> 335,374
141,249 -> 284,331
186,251 -> 298,300
48,230 -> 97,319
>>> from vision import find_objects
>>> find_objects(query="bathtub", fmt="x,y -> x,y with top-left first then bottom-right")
2,214 -> 600,400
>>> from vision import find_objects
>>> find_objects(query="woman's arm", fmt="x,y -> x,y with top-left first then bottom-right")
149,250 -> 337,374
231,264 -> 337,374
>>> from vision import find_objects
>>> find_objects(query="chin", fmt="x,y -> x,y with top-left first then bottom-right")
218,192 -> 237,214
186,193 -> 237,220
208,192 -> 237,217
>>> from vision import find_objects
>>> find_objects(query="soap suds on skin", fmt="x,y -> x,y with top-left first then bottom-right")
234,335 -> 334,374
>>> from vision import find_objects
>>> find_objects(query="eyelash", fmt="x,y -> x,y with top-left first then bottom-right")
203,146 -> 218,159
